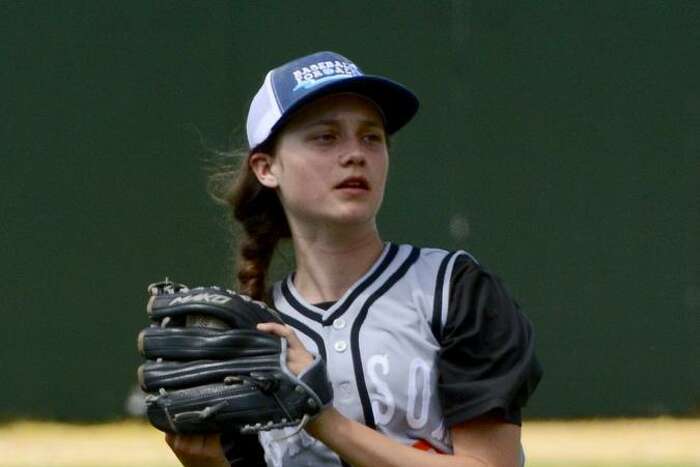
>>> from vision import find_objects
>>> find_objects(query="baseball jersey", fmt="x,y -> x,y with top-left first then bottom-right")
241,242 -> 542,467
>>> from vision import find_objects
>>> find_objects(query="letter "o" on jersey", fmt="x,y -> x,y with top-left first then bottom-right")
407,358 -> 431,429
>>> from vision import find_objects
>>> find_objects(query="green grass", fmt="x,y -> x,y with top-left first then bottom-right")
1,418 -> 697,467
530,463 -> 697,467
3,462 -> 696,467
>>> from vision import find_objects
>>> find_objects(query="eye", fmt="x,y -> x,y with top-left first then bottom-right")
309,132 -> 337,144
363,132 -> 385,144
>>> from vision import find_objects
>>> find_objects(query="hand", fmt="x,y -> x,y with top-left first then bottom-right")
165,433 -> 229,467
141,283 -> 332,437
257,322 -> 314,375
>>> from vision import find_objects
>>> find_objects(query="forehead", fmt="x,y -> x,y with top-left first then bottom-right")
284,93 -> 385,130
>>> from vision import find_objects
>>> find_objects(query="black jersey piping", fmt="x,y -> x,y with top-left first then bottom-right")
280,243 -> 400,326
431,251 -> 461,342
276,311 -> 327,362
350,246 -> 421,429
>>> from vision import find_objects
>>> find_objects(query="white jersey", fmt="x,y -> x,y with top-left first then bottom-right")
259,243 -> 470,466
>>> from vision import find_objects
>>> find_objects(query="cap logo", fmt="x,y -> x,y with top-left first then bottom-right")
292,60 -> 361,92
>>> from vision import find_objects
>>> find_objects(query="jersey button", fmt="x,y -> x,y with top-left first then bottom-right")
338,381 -> 354,401
334,340 -> 348,352
332,318 -> 346,329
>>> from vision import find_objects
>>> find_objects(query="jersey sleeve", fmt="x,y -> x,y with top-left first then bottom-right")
437,255 -> 542,427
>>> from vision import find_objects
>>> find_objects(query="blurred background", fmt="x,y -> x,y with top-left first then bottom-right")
1,0 -> 698,430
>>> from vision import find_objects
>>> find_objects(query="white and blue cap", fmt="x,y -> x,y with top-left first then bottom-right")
246,51 -> 419,150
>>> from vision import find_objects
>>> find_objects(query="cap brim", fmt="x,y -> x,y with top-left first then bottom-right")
269,75 -> 419,141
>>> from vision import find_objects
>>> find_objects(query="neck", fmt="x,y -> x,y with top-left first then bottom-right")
290,224 -> 384,304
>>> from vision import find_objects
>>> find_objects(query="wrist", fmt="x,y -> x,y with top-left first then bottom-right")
304,406 -> 340,439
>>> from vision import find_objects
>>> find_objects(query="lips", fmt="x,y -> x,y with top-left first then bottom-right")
335,176 -> 369,190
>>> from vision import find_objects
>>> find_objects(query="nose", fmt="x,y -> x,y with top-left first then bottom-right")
338,138 -> 366,167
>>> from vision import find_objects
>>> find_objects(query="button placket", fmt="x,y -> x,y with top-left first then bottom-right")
332,318 -> 346,329
333,340 -> 347,352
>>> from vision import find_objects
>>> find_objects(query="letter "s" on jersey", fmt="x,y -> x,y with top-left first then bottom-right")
367,354 -> 395,425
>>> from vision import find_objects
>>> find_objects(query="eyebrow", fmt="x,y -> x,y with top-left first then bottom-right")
301,118 -> 384,130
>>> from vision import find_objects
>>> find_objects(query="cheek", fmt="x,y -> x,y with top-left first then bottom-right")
374,153 -> 389,188
278,162 -> 328,203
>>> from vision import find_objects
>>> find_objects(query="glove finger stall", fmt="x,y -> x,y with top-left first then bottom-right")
146,378 -> 318,434
148,288 -> 283,328
139,327 -> 281,360
139,356 -> 281,392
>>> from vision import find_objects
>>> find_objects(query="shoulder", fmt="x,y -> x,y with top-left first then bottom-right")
393,242 -> 480,278
393,243 -> 482,337
387,243 -> 466,305
378,243 -> 485,339
442,255 -> 526,342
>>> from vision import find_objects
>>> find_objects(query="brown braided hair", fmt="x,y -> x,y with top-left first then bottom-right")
208,138 -> 290,302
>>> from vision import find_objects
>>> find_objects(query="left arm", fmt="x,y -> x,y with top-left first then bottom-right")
451,416 -> 522,467
307,407 -> 521,467
258,322 -> 522,467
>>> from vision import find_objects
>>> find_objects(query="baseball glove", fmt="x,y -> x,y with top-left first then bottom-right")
137,280 -> 333,435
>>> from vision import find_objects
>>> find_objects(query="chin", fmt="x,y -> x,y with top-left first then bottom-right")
290,200 -> 381,229
327,207 -> 378,226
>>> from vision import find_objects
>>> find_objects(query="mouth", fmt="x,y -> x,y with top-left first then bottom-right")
335,176 -> 370,191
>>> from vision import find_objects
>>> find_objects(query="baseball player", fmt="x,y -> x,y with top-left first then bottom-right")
165,51 -> 542,467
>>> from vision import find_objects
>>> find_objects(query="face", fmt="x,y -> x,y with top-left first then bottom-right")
250,93 -> 389,231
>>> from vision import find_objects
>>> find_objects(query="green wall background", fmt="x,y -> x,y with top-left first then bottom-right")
2,1 -> 698,420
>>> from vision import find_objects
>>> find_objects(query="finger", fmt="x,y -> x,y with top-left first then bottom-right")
170,434 -> 203,455
204,433 -> 224,456
257,322 -> 292,337
173,434 -> 189,452
193,433 -> 207,454
164,432 -> 175,448
172,434 -> 186,451
258,322 -> 306,350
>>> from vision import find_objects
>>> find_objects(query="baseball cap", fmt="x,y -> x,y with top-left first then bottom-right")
246,51 -> 419,150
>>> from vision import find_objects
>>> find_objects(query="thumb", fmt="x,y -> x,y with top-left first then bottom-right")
257,322 -> 313,375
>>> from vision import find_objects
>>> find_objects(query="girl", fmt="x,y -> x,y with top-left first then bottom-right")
165,51 -> 542,467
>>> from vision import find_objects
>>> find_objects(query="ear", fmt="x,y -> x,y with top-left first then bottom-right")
249,152 -> 279,188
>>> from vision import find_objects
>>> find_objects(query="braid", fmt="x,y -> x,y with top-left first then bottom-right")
209,142 -> 289,303
236,234 -> 275,301
232,168 -> 290,300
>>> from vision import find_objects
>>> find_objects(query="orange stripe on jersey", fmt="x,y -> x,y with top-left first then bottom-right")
411,439 -> 445,454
